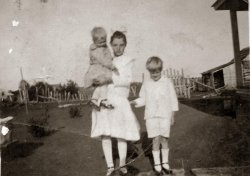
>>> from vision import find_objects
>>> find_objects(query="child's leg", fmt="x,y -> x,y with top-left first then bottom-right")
117,138 -> 128,174
117,138 -> 127,166
152,136 -> 161,151
102,136 -> 114,168
152,136 -> 162,172
160,136 -> 170,170
160,136 -> 169,149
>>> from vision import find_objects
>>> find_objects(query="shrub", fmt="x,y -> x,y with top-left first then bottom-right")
27,105 -> 50,137
69,106 -> 81,118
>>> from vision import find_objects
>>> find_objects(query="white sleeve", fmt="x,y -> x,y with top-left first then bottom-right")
134,83 -> 146,107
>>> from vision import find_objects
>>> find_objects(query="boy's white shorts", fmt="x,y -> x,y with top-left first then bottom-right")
146,117 -> 171,138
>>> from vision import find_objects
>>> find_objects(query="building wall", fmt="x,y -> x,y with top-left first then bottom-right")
223,64 -> 236,89
242,55 -> 250,87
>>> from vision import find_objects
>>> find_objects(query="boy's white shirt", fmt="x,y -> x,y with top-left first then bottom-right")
134,76 -> 179,119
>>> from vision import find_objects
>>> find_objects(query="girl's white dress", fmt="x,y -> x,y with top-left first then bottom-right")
91,55 -> 140,141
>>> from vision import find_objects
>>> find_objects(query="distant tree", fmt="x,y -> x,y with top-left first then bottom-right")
28,85 -> 37,101
66,80 -> 79,95
35,81 -> 46,90
57,83 -> 66,94
30,81 -> 53,102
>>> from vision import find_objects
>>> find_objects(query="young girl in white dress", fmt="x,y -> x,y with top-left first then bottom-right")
131,57 -> 179,175
90,31 -> 140,176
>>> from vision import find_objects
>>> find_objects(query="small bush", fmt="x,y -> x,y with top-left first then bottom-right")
69,106 -> 81,118
27,105 -> 50,137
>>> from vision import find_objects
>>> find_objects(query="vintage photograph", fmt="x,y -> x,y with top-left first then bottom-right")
0,0 -> 249,175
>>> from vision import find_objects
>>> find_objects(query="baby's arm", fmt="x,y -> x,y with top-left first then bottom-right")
92,77 -> 113,86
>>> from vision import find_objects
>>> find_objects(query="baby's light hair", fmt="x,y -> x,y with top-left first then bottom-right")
91,27 -> 107,38
146,56 -> 163,73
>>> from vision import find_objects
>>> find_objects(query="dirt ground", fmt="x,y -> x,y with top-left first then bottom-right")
1,101 -> 250,176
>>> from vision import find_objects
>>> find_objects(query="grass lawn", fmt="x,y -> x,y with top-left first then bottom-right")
1,101 -> 250,176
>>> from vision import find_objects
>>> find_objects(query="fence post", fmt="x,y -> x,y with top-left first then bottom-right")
178,70 -> 183,96
53,89 -> 56,100
36,87 -> 38,102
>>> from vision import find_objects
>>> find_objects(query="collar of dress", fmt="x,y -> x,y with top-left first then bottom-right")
113,55 -> 135,67
148,76 -> 165,83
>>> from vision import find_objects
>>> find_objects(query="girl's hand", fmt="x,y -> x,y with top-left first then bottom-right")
130,100 -> 137,106
92,79 -> 101,86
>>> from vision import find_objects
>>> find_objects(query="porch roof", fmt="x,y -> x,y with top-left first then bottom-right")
201,47 -> 249,75
212,0 -> 248,11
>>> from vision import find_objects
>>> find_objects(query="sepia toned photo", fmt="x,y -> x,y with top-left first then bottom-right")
0,0 -> 249,175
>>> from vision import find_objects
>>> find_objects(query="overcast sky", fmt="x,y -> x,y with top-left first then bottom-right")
0,0 -> 249,90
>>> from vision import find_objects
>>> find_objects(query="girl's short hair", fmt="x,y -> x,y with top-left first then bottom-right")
110,31 -> 127,46
146,56 -> 163,72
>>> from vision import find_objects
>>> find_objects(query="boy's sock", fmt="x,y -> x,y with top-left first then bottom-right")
161,148 -> 170,170
152,150 -> 162,172
102,137 -> 114,168
117,139 -> 127,167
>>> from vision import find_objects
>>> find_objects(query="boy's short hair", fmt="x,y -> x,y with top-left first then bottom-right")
146,56 -> 163,72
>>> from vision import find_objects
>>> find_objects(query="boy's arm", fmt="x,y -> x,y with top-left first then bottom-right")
132,83 -> 146,107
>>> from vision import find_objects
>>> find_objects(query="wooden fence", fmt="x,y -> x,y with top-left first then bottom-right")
34,88 -> 94,103
17,68 -> 201,104
162,68 -> 200,98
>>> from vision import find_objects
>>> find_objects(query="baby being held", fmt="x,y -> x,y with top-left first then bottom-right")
84,27 -> 117,110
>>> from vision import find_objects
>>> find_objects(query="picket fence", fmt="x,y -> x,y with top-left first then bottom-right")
18,68 -> 200,104
162,68 -> 200,99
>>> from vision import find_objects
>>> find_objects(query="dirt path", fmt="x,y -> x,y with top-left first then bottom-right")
2,103 -> 236,176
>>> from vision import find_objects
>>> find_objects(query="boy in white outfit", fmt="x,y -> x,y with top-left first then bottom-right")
131,56 -> 179,175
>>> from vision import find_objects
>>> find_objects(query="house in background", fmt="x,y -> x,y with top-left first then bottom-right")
212,0 -> 248,89
202,47 -> 249,90
0,89 -> 14,102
